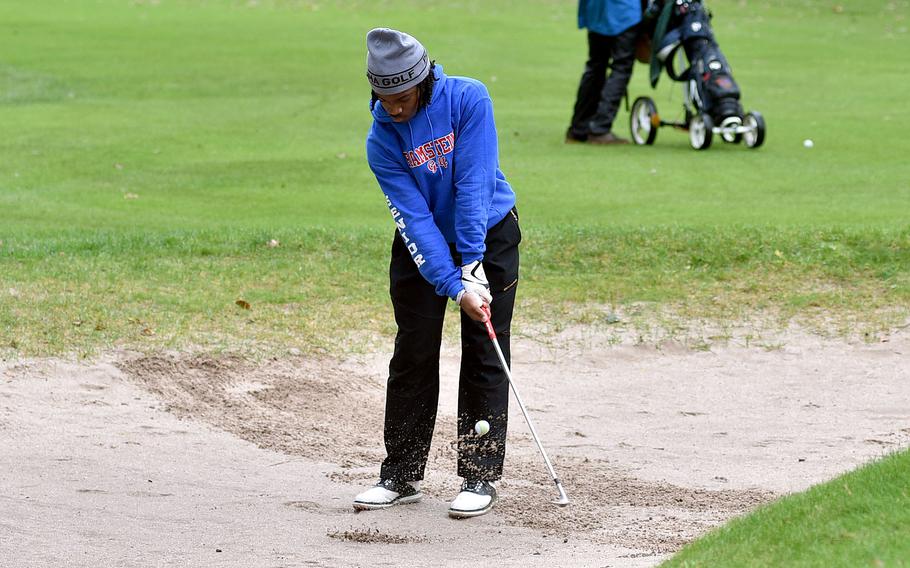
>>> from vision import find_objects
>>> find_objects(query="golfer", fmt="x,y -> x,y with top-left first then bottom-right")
353,28 -> 520,519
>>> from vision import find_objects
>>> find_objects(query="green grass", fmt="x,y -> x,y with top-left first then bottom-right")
3,225 -> 907,357
1,0 -> 909,357
662,448 -> 910,567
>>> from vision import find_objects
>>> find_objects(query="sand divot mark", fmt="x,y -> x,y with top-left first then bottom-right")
117,352 -> 387,467
327,527 -> 427,544
285,500 -> 320,511
496,454 -> 773,552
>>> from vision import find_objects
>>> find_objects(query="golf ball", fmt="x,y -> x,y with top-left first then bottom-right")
474,420 -> 490,437
803,139 -> 814,148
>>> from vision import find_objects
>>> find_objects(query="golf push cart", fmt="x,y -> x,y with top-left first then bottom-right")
630,0 -> 766,150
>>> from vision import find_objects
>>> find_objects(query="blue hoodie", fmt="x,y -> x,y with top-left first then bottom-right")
367,65 -> 516,301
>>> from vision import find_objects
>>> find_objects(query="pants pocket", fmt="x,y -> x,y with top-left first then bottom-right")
484,209 -> 520,293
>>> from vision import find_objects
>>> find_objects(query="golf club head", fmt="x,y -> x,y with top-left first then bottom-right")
552,482 -> 570,507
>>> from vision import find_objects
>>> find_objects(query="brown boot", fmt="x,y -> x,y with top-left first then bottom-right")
587,132 -> 629,145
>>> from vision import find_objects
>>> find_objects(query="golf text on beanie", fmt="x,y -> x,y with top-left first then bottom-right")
366,28 -> 430,95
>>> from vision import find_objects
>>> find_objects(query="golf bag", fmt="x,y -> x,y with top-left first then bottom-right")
630,0 -> 765,149
648,0 -> 744,126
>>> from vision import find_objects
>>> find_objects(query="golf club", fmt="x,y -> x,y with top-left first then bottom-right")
481,307 -> 570,507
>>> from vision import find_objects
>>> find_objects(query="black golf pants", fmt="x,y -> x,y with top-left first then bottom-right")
380,208 -> 521,483
569,25 -> 640,137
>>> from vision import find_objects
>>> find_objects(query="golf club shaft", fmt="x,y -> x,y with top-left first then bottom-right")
482,313 -> 569,504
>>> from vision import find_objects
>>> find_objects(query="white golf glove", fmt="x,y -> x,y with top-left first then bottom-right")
456,260 -> 493,305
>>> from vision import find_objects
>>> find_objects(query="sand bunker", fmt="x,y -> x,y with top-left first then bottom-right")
2,325 -> 908,566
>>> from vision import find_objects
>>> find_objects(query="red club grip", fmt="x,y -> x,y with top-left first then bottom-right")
481,306 -> 496,339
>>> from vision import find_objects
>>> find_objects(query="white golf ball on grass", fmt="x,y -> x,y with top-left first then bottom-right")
474,420 -> 490,437
803,139 -> 814,148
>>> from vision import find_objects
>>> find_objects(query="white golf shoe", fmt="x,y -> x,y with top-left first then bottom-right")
448,480 -> 497,518
353,479 -> 422,511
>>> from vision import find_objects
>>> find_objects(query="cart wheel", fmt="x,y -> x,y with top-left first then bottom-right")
743,111 -> 766,149
719,117 -> 743,144
689,113 -> 713,150
630,97 -> 658,145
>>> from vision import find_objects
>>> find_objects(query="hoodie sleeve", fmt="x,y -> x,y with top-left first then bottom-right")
453,87 -> 498,265
367,136 -> 464,301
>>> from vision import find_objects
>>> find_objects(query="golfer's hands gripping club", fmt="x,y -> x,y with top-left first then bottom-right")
456,260 -> 492,322
459,291 -> 489,322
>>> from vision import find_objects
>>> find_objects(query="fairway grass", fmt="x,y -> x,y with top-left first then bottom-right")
2,0 -> 909,357
662,448 -> 910,567
2,225 -> 907,357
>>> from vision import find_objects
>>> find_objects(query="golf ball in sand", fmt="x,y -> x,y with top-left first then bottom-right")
474,420 -> 490,436
803,139 -> 814,148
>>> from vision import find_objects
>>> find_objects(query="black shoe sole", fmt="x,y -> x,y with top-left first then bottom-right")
448,496 -> 496,519
353,493 -> 423,511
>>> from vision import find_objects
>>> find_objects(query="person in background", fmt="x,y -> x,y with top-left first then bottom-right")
353,28 -> 521,519
566,0 -> 643,145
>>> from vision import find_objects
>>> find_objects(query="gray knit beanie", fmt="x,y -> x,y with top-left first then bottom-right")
366,28 -> 430,95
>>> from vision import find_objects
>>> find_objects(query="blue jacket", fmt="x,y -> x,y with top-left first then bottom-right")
366,66 -> 516,301
578,0 -> 642,36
